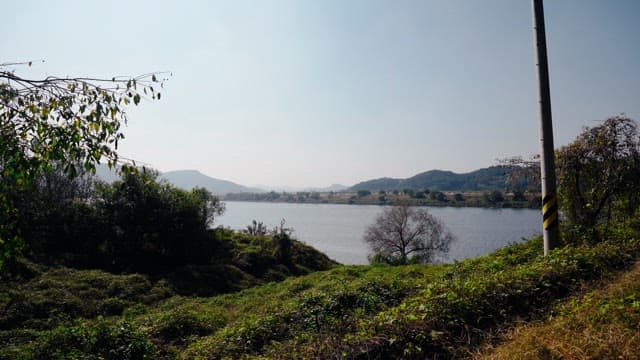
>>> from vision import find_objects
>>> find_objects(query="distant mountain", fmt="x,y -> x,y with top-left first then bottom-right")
159,170 -> 261,195
349,166 -> 512,192
93,165 -> 260,195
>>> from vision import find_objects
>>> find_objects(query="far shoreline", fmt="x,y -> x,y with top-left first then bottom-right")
222,190 -> 541,210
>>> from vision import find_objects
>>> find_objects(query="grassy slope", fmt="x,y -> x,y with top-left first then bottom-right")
478,261 -> 640,360
1,237 -> 639,359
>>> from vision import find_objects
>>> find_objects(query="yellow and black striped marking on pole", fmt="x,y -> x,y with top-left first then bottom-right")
542,193 -> 558,230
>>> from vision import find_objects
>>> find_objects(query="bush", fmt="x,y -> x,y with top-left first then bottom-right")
31,320 -> 154,360
150,308 -> 226,344
0,267 -> 173,331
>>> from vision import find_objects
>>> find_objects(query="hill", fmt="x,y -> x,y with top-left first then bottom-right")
349,166 -> 513,192
94,165 -> 261,195
159,169 -> 261,195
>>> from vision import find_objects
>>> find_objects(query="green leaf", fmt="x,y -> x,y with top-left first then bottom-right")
133,94 -> 141,105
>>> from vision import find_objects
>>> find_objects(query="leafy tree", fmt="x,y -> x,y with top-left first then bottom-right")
454,193 -> 465,202
430,191 -> 447,202
512,190 -> 527,202
12,164 -> 96,256
556,116 -> 640,241
12,167 -> 225,271
357,190 -> 371,198
0,61 -> 166,269
266,191 -> 280,200
364,204 -> 454,264
414,191 -> 426,199
96,169 -> 224,270
488,190 -> 504,204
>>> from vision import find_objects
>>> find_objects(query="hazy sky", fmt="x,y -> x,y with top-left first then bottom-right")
3,0 -> 639,188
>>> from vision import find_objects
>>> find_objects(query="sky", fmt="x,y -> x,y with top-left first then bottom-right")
3,0 -> 639,188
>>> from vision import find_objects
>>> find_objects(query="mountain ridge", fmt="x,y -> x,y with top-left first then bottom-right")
349,166 -> 513,192
159,170 -> 262,195
95,164 -> 516,195
94,165 -> 261,195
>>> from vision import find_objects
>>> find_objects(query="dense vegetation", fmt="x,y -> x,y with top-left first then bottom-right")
4,168 -> 335,295
2,234 -> 639,359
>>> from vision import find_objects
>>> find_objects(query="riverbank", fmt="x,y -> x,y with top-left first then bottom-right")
223,190 -> 541,209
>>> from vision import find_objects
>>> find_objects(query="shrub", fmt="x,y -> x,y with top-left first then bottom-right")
150,308 -> 226,344
31,320 -> 154,360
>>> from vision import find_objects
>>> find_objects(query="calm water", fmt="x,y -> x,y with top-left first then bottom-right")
217,201 -> 541,265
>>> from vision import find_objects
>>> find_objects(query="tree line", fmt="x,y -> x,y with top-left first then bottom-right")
13,166 -> 225,272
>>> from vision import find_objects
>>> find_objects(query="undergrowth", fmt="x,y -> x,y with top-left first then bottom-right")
1,236 -> 639,359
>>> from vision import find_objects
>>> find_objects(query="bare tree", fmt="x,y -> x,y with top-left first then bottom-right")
496,155 -> 541,193
364,204 -> 454,264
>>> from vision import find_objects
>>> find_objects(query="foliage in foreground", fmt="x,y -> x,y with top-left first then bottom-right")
557,116 -> 640,243
0,62 -> 165,269
2,234 -> 639,359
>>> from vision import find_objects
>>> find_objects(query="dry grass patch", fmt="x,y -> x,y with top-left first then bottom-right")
479,261 -> 640,360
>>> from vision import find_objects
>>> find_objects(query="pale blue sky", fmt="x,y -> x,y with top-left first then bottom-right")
3,1 -> 639,188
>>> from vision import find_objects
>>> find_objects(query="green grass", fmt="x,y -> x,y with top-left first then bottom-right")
2,236 -> 639,359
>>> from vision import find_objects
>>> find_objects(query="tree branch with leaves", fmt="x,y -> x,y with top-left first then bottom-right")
0,60 -> 168,269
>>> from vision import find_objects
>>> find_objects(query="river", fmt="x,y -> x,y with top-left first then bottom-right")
217,201 -> 541,265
